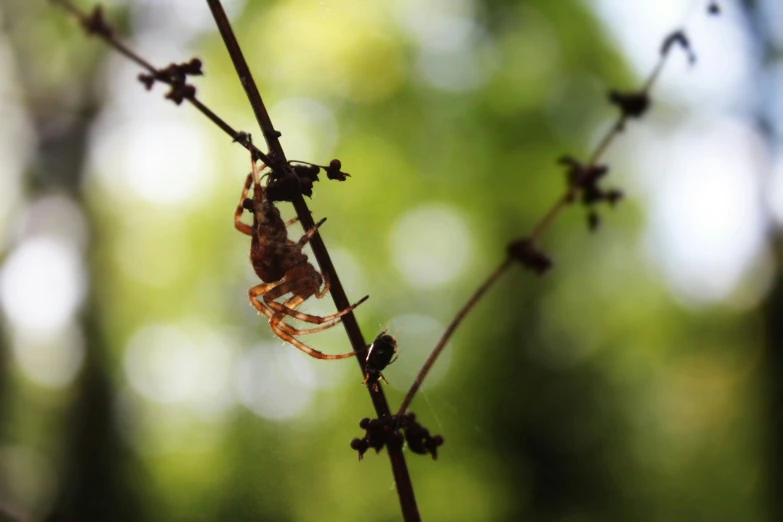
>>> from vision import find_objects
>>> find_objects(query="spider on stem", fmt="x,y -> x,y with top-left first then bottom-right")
235,158 -> 368,359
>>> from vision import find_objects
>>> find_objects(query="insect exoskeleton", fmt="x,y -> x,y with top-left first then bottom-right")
235,155 -> 368,360
363,329 -> 399,390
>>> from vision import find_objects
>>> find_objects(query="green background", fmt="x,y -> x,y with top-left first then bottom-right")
0,1 -> 775,521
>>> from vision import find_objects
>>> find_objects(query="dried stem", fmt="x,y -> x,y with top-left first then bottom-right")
203,1 -> 420,520
50,0 -> 272,166
398,23 -> 700,416
204,0 -> 284,159
397,258 -> 513,416
53,0 -> 421,519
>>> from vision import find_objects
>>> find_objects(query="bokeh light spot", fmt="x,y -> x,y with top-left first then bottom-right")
0,236 -> 86,333
12,325 -> 85,389
0,446 -> 55,516
90,117 -> 216,206
124,323 -> 237,413
390,203 -> 473,288
269,98 -> 338,161
235,344 -> 315,421
640,118 -> 768,305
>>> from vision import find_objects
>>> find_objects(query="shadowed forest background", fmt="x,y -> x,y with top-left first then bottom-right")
0,0 -> 781,520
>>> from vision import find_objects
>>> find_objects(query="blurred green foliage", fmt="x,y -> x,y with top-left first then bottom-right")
0,0 -> 766,521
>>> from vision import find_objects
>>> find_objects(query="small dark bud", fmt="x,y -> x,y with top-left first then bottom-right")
708,2 -> 720,15
182,58 -> 203,76
138,74 -> 155,91
605,189 -> 624,206
351,438 -> 369,460
359,418 -> 371,430
292,164 -> 321,182
581,185 -> 605,206
608,90 -> 650,119
165,84 -> 196,105
300,177 -> 314,198
325,159 -> 350,181
587,211 -> 601,232
242,198 -> 253,211
425,440 -> 440,460
159,63 -> 184,84
507,239 -> 553,275
83,5 -> 113,38
559,156 -> 608,194
278,172 -> 300,195
264,129 -> 282,141
661,30 -> 696,65
233,131 -> 250,144
264,182 -> 289,202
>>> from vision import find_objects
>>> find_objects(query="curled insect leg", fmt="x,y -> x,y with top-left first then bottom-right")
268,295 -> 346,336
250,283 -> 346,338
262,279 -> 368,325
234,172 -> 254,235
268,315 -> 356,360
295,217 -> 327,250
284,216 -> 300,228
315,271 -> 330,299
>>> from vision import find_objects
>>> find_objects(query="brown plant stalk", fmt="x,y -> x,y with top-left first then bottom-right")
52,0 -> 421,519
397,24 -> 707,417
203,2 -> 420,520
51,0 -> 271,165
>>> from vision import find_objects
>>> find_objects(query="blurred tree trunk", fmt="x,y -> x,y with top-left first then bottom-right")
763,257 -> 783,522
741,1 -> 783,521
0,3 -> 147,520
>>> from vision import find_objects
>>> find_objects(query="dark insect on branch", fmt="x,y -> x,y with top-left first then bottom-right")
202,0 -> 422,519
362,329 -> 399,391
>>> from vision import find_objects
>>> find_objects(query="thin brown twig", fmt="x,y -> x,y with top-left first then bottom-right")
54,0 -> 421,519
397,258 -> 513,416
527,115 -> 626,243
49,0 -> 272,166
204,0 -> 284,159
397,23 -> 698,416
203,1 -> 420,521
